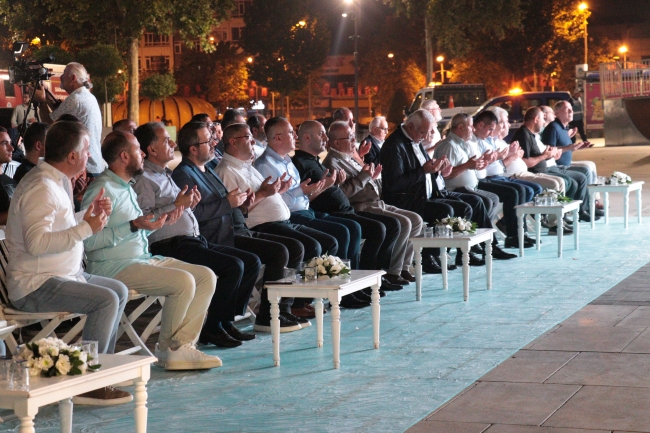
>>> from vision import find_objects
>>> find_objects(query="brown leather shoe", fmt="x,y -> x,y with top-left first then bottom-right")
384,273 -> 410,286
291,306 -> 316,319
72,386 -> 133,406
595,200 -> 604,210
400,270 -> 415,282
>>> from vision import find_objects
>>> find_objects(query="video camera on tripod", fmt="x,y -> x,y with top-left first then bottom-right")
8,41 -> 61,139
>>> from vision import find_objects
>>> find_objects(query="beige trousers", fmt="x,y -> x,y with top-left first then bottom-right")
355,201 -> 424,275
510,171 -> 566,193
114,257 -> 217,351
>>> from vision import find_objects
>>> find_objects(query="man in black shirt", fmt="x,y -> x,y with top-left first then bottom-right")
293,121 -> 401,276
14,122 -> 48,184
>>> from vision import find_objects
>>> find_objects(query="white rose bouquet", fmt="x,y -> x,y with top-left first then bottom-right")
536,188 -> 571,203
610,171 -> 632,184
16,337 -> 100,377
303,254 -> 351,279
435,216 -> 478,234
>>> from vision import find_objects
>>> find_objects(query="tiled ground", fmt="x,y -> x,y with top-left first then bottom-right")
1,146 -> 648,432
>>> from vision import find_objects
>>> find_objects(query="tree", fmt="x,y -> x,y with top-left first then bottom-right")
241,0 -> 331,113
175,41 -> 249,112
77,44 -> 124,105
0,0 -> 236,121
31,45 -> 74,65
141,72 -> 177,121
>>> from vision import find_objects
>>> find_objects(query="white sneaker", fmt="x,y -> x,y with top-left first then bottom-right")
163,343 -> 222,370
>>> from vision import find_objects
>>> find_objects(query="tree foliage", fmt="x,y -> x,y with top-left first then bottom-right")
31,44 -> 74,65
241,0 -> 331,97
141,73 -> 177,101
175,41 -> 249,111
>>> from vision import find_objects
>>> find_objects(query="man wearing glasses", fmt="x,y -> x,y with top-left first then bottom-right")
361,116 -> 389,167
191,113 -> 223,167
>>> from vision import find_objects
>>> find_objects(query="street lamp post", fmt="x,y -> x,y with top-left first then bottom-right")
436,56 -> 444,84
619,45 -> 628,68
344,0 -> 359,124
578,2 -> 588,66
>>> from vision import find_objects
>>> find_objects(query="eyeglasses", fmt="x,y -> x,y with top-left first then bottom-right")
378,127 -> 388,131
192,139 -> 213,147
274,130 -> 297,139
232,134 -> 253,141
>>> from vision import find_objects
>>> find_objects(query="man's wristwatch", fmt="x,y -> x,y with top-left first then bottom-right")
129,220 -> 138,233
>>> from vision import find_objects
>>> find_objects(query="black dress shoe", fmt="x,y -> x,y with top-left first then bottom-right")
595,208 -> 604,217
200,327 -> 242,348
281,312 -> 311,327
455,251 -> 485,267
579,211 -> 600,222
362,288 -> 385,298
356,290 -> 373,302
491,245 -> 517,260
470,244 -> 484,255
504,236 -> 534,249
381,277 -> 404,291
524,234 -> 539,244
224,322 -> 256,341
384,274 -> 410,285
400,270 -> 415,282
422,255 -> 443,274
340,294 -> 370,309
548,226 -> 572,236
433,255 -> 457,271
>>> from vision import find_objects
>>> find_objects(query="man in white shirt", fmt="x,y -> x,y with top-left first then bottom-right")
247,114 -> 267,159
33,63 -> 105,176
6,120 -> 131,405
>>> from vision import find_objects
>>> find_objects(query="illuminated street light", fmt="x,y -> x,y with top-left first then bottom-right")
247,57 -> 253,63
387,53 -> 394,59
578,2 -> 588,66
297,20 -> 306,27
436,56 -> 445,84
619,45 -> 628,67
341,12 -> 347,17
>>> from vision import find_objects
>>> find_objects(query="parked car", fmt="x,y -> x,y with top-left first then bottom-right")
471,91 -> 571,141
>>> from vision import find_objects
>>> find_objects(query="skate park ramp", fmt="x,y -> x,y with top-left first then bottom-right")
605,96 -> 650,146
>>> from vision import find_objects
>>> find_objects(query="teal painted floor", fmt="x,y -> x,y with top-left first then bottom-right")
2,217 -> 649,433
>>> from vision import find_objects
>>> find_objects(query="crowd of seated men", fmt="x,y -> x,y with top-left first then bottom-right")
0,79 -> 601,408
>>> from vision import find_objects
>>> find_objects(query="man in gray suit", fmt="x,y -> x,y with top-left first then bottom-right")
323,121 -> 424,284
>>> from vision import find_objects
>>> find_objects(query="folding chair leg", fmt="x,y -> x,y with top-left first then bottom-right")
140,310 -> 162,343
118,313 -> 154,357
32,318 -> 64,341
61,317 -> 87,344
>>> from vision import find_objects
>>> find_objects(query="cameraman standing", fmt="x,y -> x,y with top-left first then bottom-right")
33,62 -> 105,177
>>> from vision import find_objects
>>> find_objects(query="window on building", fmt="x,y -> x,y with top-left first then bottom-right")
216,31 -> 229,42
232,27 -> 243,41
174,42 -> 182,54
144,56 -> 170,71
144,33 -> 170,46
642,56 -> 650,66
4,81 -> 14,97
232,0 -> 252,17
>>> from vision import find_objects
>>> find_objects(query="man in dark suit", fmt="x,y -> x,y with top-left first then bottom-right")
380,109 -> 493,269
169,121 -> 311,333
362,116 -> 388,167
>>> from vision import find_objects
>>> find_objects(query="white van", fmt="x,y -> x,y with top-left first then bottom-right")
406,84 -> 487,123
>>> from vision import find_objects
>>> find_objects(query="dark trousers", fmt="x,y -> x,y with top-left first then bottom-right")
546,166 -> 588,212
253,220 -> 338,259
334,212 -> 396,271
478,178 -> 526,237
290,209 -> 360,268
235,232 -> 305,320
487,175 -> 541,202
150,235 -> 261,332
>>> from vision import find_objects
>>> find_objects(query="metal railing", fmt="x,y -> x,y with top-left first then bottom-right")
600,62 -> 650,98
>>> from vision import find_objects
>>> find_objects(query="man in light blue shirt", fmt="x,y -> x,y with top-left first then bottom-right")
83,131 -> 222,371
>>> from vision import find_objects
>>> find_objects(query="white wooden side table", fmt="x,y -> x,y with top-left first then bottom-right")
0,354 -> 155,433
265,270 -> 385,369
515,200 -> 581,258
410,228 -> 495,302
587,181 -> 644,229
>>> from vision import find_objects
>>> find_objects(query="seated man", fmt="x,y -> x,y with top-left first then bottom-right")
171,121 -> 308,328
82,131 -> 221,371
112,119 -> 137,134
14,122 -> 48,184
380,109 -> 494,269
324,120 -> 424,284
419,100 -> 443,158
247,114 -> 268,159
362,116 -> 389,167
541,101 -> 597,183
0,127 -> 16,225
292,122 -> 402,276
434,113 -> 518,258
6,120 -> 130,405
133,122 -> 261,348
512,107 -> 596,223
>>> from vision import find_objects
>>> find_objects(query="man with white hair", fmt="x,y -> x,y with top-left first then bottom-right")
420,99 -> 443,157
34,62 -> 104,177
362,116 -> 389,167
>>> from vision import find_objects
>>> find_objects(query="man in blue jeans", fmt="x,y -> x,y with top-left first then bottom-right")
5,120 -> 131,405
